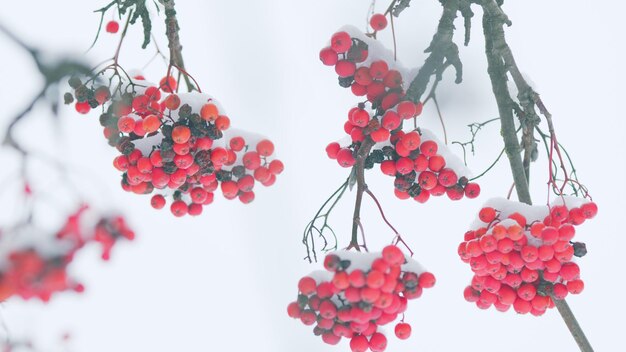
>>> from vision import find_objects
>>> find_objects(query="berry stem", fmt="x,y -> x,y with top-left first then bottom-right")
481,2 -> 593,351
364,188 -> 414,257
113,10 -> 134,65
303,178 -> 350,262
348,137 -> 376,251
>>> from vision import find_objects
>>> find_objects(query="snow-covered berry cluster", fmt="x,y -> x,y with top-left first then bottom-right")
458,197 -> 597,315
66,74 -> 283,217
0,206 -> 134,302
320,26 -> 478,203
287,247 -> 435,351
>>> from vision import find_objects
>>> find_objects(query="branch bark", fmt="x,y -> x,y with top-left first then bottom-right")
406,0 -> 463,103
480,2 -> 593,351
348,138 -> 376,250
159,0 -> 196,92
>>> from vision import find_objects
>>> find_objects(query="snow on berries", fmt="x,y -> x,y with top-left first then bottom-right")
288,247 -> 434,351
459,197 -> 597,316
320,26 -> 478,203
66,75 -> 283,216
0,206 -> 134,302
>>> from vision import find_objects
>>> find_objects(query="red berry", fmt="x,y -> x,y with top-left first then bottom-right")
298,276 -> 316,295
567,279 -> 584,294
243,151 -> 261,170
581,202 -> 598,219
395,157 -> 414,175
369,61 -> 389,79
428,155 -> 446,172
171,125 -> 191,144
418,272 -> 436,288
150,195 -> 166,209
394,322 -> 411,340
418,171 -> 438,190
170,200 -> 188,217
188,203 -> 203,216
552,283 -> 568,299
200,103 -> 219,121
221,181 -> 239,198
420,140 -> 438,157
369,332 -> 387,352
105,20 -> 119,34
370,13 -> 388,31
397,101 -> 417,119
268,159 -> 284,174
381,111 -> 401,130
336,60 -> 357,78
287,302 -> 301,318
331,31 -> 352,54
350,335 -> 369,352
319,47 -> 338,66
438,168 -> 458,187
400,131 -> 421,151
75,101 -> 91,114
164,94 -> 181,110
117,116 -> 136,133
383,70 -> 402,89
354,67 -> 373,86
464,183 -> 480,198
479,207 -> 497,223
382,245 -> 404,265
322,332 -> 341,345
215,115 -> 230,131
256,139 -> 275,157
370,128 -> 390,142
159,76 -> 177,93
337,148 -> 356,167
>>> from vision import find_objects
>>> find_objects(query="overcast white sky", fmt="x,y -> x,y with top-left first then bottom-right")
0,1 -> 624,351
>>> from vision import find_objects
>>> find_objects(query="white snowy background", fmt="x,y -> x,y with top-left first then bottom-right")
0,0 -> 624,351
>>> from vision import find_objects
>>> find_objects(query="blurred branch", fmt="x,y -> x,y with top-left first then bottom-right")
0,23 -> 90,152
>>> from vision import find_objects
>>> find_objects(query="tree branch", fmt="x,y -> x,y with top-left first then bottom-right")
481,6 -> 531,204
480,3 -> 593,351
158,0 -> 196,92
347,138 -> 376,250
406,0 -> 463,103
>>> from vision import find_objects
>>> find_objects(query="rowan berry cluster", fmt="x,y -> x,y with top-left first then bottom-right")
0,206 -> 133,302
458,197 -> 597,315
66,74 -> 283,216
287,246 -> 435,351
320,27 -> 479,203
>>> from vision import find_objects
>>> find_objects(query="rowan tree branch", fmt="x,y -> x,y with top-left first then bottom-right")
406,0 -> 463,103
347,138 -> 376,251
158,0 -> 197,92
480,2 -> 593,351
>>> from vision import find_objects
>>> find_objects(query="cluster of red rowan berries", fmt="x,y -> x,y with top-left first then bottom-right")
66,74 -> 283,216
0,206 -> 133,302
287,246 -> 435,351
320,27 -> 479,203
458,197 -> 597,315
